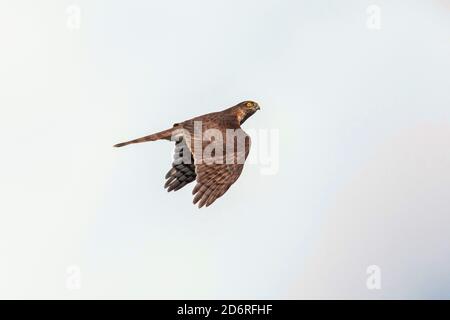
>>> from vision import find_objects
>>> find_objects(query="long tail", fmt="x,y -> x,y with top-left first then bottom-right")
114,127 -> 176,148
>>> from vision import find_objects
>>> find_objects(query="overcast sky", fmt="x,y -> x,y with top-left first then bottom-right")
0,0 -> 449,298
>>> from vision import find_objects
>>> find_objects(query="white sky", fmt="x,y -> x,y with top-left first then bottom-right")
0,0 -> 449,298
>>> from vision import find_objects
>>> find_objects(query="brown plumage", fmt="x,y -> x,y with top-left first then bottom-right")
114,100 -> 260,208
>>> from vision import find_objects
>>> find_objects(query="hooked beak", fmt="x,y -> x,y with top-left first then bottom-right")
255,104 -> 261,111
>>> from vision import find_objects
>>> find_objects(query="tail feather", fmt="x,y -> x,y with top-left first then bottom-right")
114,127 -> 177,148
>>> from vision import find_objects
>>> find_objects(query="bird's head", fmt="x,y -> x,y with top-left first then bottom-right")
235,100 -> 260,124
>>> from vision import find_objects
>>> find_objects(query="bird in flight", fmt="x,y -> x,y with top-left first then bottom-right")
114,100 -> 260,208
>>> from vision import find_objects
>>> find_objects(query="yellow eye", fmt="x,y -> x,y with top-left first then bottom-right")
246,102 -> 253,108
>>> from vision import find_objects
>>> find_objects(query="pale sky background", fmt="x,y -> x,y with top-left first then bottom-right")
0,0 -> 449,299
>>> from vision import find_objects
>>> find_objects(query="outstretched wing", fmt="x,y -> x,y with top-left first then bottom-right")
189,124 -> 251,207
164,138 -> 196,192
192,160 -> 248,208
176,116 -> 252,208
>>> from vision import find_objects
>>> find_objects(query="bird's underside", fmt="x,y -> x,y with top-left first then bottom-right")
114,101 -> 259,208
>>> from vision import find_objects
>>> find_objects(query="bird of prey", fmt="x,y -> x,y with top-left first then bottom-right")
114,100 -> 260,208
